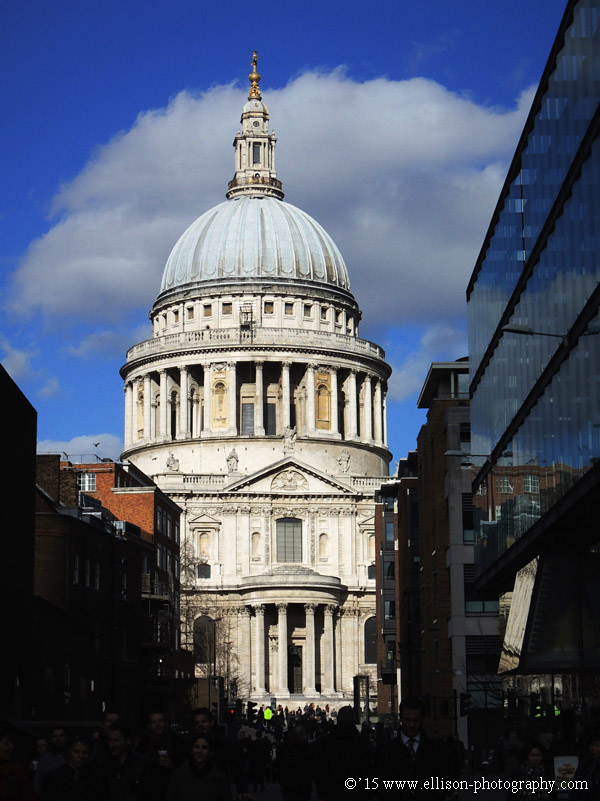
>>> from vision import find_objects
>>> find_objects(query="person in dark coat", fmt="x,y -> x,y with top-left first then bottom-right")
136,710 -> 185,801
378,698 -> 447,800
569,731 -> 600,800
313,705 -> 373,801
275,723 -> 313,801
166,735 -> 232,801
506,743 -> 553,801
33,726 -> 67,796
41,737 -> 107,801
103,722 -> 152,801
0,728 -> 36,801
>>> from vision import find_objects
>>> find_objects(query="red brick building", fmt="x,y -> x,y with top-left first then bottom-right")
60,459 -> 194,717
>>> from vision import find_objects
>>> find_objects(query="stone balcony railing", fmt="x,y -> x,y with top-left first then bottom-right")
155,473 -> 390,491
126,327 -> 386,362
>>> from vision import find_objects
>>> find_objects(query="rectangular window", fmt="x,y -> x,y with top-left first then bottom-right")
264,301 -> 274,314
265,402 -> 277,435
384,559 -> 395,581
173,310 -> 179,324
284,302 -> 294,316
203,304 -> 212,317
77,473 -> 96,492
303,303 -> 312,318
187,306 -> 194,320
498,476 -> 513,493
385,519 -> 395,545
222,302 -> 232,315
276,518 -> 302,563
253,143 -> 261,164
241,402 -> 255,434
524,474 -> 540,493
384,600 -> 396,620
320,306 -> 328,321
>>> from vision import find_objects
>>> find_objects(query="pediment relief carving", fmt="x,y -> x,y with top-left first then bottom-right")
271,469 -> 310,492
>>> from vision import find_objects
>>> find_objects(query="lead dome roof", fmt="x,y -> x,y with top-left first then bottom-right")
159,195 -> 351,295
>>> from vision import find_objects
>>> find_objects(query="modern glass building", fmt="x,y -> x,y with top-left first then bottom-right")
467,0 -> 600,728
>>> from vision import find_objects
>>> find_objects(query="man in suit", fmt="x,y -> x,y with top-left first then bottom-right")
378,698 -> 448,800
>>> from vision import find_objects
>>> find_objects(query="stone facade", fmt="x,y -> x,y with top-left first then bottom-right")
121,54 -> 391,702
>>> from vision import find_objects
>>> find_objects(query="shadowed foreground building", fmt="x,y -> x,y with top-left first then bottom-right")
120,55 -> 392,702
468,0 -> 600,736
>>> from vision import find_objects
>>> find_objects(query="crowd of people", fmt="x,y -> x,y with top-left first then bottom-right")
2,699 -> 600,800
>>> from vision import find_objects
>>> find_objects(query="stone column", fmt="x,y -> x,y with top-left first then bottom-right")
228,361 -> 237,435
362,374 -> 373,442
239,607 -> 253,692
202,364 -> 212,436
281,361 -> 291,429
192,390 -> 200,438
383,388 -> 388,447
373,379 -> 383,445
335,611 -> 343,692
306,364 -> 316,434
304,603 -> 317,695
124,382 -> 133,448
277,603 -> 289,696
143,374 -> 152,440
347,370 -> 358,439
255,361 -> 265,436
179,365 -> 189,439
253,605 -> 266,694
330,368 -> 339,435
159,370 -> 168,440
322,605 -> 337,694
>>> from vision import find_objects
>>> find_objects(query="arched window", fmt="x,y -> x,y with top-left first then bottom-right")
276,518 -> 302,563
153,393 -> 160,438
198,533 -> 209,556
316,383 -> 330,427
214,382 -> 226,418
364,617 -> 377,664
137,389 -> 144,439
193,616 -> 215,664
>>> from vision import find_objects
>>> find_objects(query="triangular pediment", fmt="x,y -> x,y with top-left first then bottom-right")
224,457 -> 356,495
188,512 -> 222,525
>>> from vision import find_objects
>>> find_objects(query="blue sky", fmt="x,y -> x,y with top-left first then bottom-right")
1,0 -> 568,465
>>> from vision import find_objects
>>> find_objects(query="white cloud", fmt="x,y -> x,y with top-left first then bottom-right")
38,377 -> 60,398
36,433 -> 124,462
67,324 -> 151,359
0,340 -> 38,382
9,71 -> 533,334
387,324 -> 468,402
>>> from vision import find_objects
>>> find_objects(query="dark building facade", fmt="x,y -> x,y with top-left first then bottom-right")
374,456 -> 420,718
467,0 -> 600,737
417,360 -> 501,748
1,365 -> 37,723
63,459 -> 194,714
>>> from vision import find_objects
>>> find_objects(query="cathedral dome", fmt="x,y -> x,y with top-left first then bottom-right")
159,195 -> 351,295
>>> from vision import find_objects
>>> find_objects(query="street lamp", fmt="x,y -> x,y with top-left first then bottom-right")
502,322 -> 600,346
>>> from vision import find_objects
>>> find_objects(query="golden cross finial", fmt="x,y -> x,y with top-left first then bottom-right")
248,50 -> 262,100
